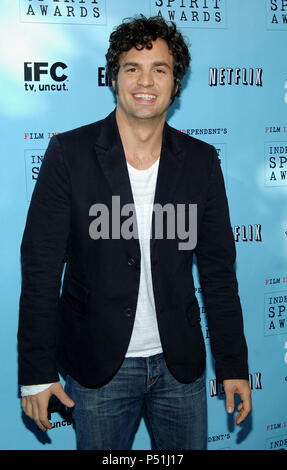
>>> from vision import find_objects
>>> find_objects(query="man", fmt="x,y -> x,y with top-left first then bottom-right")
18,15 -> 251,450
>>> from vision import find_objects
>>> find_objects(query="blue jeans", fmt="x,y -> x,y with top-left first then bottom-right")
65,353 -> 207,450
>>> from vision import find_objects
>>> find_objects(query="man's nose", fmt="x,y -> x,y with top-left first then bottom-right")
137,70 -> 154,87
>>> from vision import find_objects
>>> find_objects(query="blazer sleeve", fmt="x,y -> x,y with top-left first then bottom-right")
195,146 -> 249,382
18,136 -> 71,386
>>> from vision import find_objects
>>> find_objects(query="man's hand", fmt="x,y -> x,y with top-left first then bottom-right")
223,379 -> 252,426
21,382 -> 75,432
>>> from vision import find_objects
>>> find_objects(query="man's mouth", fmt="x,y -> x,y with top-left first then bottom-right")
132,93 -> 157,102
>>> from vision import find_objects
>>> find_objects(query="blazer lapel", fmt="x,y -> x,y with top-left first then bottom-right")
150,122 -> 185,254
94,110 -> 141,257
94,110 -> 134,207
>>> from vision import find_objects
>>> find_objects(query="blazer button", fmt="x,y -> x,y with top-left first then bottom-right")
124,308 -> 133,318
127,257 -> 135,266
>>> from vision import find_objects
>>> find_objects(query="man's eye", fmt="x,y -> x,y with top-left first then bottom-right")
155,68 -> 165,73
127,68 -> 137,72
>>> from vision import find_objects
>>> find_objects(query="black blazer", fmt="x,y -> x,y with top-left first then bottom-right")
18,110 -> 248,388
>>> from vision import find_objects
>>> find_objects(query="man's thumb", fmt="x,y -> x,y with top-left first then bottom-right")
53,384 -> 75,408
225,390 -> 234,414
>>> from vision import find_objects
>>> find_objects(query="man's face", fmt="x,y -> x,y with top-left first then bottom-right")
113,38 -> 177,122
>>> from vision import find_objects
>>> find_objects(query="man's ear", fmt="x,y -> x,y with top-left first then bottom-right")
112,79 -> 118,94
174,82 -> 179,97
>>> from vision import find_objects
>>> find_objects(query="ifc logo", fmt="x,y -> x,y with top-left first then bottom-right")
24,62 -> 68,92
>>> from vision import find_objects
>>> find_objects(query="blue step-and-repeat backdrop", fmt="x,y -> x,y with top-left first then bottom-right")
0,0 -> 286,451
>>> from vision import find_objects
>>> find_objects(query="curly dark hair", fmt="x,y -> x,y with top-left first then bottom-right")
105,15 -> 190,100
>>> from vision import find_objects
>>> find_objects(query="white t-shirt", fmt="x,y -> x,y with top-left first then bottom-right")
21,157 -> 162,396
125,157 -> 162,357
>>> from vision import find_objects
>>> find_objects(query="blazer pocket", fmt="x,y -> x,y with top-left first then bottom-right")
185,300 -> 201,327
62,278 -> 90,305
